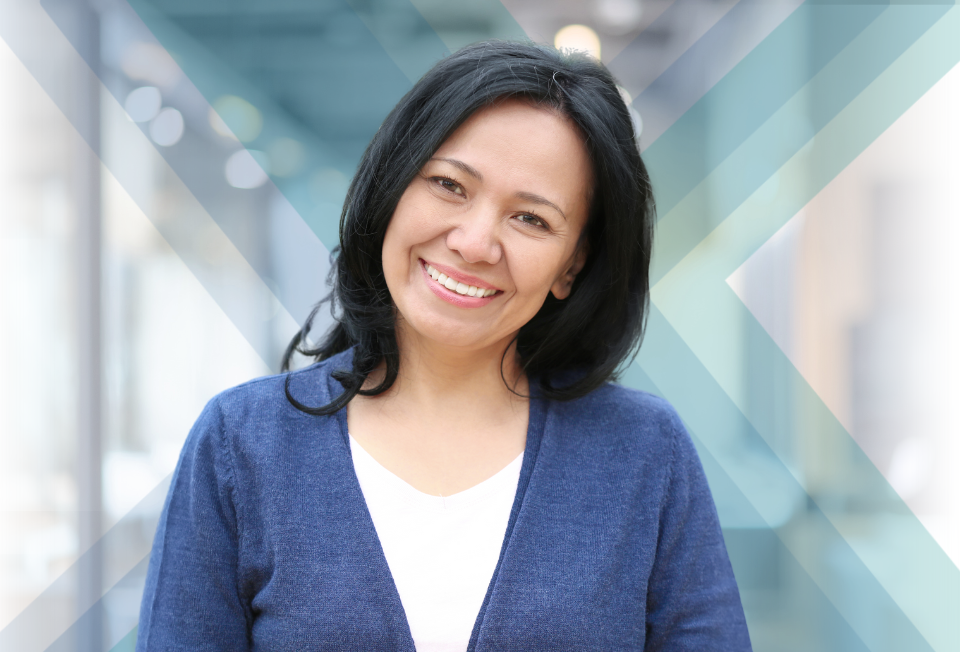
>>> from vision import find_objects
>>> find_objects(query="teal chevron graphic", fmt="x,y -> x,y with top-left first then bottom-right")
644,1 -> 886,218
1,0 -> 959,650
647,2 -> 953,284
615,0 -> 805,147
641,4 -> 960,651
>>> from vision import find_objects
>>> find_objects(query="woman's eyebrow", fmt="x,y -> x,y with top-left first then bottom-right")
430,157 -> 483,181
515,191 -> 567,221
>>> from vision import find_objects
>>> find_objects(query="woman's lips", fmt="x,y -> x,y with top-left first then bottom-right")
419,259 -> 500,307
420,258 -> 501,294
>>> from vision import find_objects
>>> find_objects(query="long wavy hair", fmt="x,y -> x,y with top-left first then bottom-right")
282,40 -> 655,415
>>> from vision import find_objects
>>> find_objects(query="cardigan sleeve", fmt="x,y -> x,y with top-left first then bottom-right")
137,397 -> 252,651
643,414 -> 752,651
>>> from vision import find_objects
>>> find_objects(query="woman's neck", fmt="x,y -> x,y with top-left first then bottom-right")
348,324 -> 530,497
363,325 -> 529,420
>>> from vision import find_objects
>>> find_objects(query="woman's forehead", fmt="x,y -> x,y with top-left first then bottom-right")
429,99 -> 593,219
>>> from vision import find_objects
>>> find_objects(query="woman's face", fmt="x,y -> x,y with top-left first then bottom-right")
382,98 -> 593,354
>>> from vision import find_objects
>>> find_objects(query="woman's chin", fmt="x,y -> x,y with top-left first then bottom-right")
406,326 -> 494,351
397,313 -> 511,354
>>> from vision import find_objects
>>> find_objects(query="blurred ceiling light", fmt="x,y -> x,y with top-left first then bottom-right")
226,149 -> 270,189
267,137 -> 306,177
121,42 -> 181,88
554,25 -> 601,60
149,107 -> 184,147
208,107 -> 237,140
308,167 -> 349,204
124,86 -> 162,123
594,0 -> 644,36
212,95 -> 263,143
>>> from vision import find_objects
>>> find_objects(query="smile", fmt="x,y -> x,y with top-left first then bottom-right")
420,259 -> 500,297
419,259 -> 501,308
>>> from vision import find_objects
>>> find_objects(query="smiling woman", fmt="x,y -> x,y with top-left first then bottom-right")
384,100 -> 591,353
137,42 -> 752,651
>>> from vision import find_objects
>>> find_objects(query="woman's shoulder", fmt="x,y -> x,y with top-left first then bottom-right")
543,381 -> 696,470
181,351 -> 354,487
188,350 -> 353,452
549,381 -> 684,437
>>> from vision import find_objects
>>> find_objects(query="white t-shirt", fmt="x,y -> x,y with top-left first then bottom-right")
349,436 -> 523,652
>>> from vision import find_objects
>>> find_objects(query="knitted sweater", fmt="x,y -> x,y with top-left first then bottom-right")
137,350 -> 751,651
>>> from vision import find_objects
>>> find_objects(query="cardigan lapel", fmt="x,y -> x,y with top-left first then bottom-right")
466,394 -> 549,652
324,357 -> 417,651
331,405 -> 417,651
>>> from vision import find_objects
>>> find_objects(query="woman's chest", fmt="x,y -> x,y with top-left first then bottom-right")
238,474 -> 656,651
231,397 -> 665,650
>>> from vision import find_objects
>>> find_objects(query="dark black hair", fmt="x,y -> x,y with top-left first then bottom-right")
282,40 -> 654,415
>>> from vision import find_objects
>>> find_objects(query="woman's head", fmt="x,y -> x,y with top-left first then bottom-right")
284,41 -> 654,413
382,97 -> 593,360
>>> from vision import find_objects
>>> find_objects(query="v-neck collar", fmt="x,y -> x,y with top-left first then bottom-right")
327,359 -> 549,652
350,433 -> 525,511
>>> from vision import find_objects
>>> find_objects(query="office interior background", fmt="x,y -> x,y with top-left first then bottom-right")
1,0 -> 959,650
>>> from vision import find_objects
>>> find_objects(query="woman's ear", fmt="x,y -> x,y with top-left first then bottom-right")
550,241 -> 589,300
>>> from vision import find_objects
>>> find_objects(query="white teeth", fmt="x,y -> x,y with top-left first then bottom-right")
424,262 -> 497,298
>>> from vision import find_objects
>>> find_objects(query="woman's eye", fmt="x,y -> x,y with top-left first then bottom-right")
436,178 -> 464,195
516,214 -> 546,228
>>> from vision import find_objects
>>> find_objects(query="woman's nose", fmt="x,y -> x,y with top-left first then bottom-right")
444,205 -> 503,265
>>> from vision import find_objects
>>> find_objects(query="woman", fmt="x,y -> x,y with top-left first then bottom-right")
137,41 -> 751,651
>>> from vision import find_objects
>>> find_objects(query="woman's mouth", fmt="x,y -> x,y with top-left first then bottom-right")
419,259 -> 501,307
421,260 -> 499,297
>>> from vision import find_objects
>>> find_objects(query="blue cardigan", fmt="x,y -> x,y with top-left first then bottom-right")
137,350 -> 751,650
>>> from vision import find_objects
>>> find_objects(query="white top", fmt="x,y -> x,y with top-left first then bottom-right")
349,436 -> 523,652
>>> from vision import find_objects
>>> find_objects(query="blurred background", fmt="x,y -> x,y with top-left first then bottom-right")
0,0 -> 958,650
